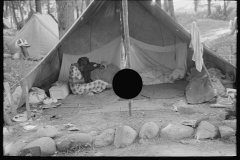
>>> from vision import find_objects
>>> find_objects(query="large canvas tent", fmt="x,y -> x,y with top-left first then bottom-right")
18,0 -> 236,107
7,13 -> 59,58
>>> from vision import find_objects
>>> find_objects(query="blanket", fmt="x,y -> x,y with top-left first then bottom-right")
91,64 -> 120,84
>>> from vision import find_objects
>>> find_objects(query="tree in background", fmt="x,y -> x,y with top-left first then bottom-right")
168,0 -> 175,19
207,0 -> 211,16
194,0 -> 199,12
163,0 -> 168,13
47,0 -> 51,14
36,0 -> 42,13
18,1 -> 25,26
56,0 -> 75,39
162,0 -> 175,20
10,1 -> 21,29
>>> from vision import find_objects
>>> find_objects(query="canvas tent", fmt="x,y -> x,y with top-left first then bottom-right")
7,13 -> 59,58
18,0 -> 236,107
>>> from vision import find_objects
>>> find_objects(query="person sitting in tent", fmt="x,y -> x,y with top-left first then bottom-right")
68,57 -> 111,95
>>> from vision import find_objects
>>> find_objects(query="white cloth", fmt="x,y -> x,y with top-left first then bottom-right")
189,21 -> 204,72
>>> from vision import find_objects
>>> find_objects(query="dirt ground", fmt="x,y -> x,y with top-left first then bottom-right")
4,94 -> 236,156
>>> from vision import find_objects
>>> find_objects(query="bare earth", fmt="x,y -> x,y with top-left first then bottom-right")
4,96 -> 236,156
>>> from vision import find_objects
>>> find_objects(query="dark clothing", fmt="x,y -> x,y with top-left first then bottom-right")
77,57 -> 101,83
82,62 -> 101,83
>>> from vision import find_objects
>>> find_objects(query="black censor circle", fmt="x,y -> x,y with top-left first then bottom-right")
112,69 -> 143,99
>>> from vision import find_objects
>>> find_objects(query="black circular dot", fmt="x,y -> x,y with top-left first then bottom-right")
112,69 -> 143,99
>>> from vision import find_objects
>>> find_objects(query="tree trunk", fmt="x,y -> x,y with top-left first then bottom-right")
81,0 -> 85,14
156,0 -> 161,8
11,1 -> 20,30
3,2 -> 8,18
47,0 -> 51,14
223,0 -> 227,16
163,0 -> 168,13
18,1 -> 25,27
56,0 -> 75,39
194,0 -> 198,12
36,0 -> 42,14
207,0 -> 211,16
168,0 -> 175,19
76,6 -> 79,19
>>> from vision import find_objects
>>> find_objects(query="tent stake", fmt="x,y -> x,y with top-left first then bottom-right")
122,0 -> 132,116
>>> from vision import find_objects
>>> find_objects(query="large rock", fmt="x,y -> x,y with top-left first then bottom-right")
36,125 -> 59,138
195,121 -> 219,140
56,133 -> 93,152
22,137 -> 56,156
218,126 -> 235,138
139,122 -> 159,139
114,125 -> 138,148
4,140 -> 27,156
160,123 -> 194,140
222,120 -> 236,131
94,128 -> 115,147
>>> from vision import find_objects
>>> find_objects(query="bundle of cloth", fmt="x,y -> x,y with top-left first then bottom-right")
185,67 -> 235,104
138,66 -> 185,85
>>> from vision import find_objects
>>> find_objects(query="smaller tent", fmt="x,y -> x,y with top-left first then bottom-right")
3,18 -> 11,29
7,13 -> 59,58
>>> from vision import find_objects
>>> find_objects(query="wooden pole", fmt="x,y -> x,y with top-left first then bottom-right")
202,62 -> 217,96
20,46 -> 31,120
122,0 -> 132,116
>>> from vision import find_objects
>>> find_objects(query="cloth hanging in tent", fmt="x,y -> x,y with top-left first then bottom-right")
189,21 -> 204,72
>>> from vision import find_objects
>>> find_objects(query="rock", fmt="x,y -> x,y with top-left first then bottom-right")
195,121 -> 219,140
222,119 -> 236,131
89,131 -> 98,136
114,125 -> 138,148
36,125 -> 59,138
160,123 -> 194,140
12,52 -> 20,59
95,152 -> 104,156
139,122 -> 159,139
218,126 -> 235,138
94,128 -> 115,147
87,92 -> 94,96
219,112 -> 231,120
22,137 -> 56,156
56,133 -> 93,152
4,140 -> 27,156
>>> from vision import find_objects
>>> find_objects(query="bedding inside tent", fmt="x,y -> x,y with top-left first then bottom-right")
19,0 -> 236,107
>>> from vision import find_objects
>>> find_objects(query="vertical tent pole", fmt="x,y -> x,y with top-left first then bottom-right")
122,0 -> 132,116
20,46 -> 31,120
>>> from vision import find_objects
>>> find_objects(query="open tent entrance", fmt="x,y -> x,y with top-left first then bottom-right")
57,0 -> 189,100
